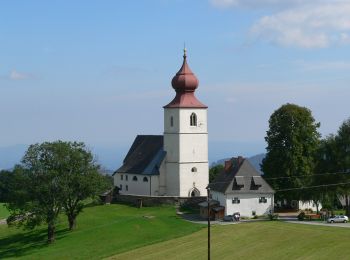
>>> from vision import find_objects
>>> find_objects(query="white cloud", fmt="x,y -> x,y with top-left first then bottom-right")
210,0 -> 322,9
9,70 -> 30,80
210,0 -> 350,48
251,3 -> 350,48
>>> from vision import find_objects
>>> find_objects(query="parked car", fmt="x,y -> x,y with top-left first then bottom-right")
223,212 -> 240,222
327,215 -> 348,223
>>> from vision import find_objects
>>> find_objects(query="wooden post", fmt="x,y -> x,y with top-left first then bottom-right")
207,187 -> 211,260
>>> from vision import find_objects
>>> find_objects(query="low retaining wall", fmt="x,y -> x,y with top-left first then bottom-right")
113,194 -> 206,207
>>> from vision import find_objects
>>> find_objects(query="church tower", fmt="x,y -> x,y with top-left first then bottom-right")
163,49 -> 209,197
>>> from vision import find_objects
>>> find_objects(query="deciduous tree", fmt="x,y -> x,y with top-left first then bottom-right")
261,103 -> 320,203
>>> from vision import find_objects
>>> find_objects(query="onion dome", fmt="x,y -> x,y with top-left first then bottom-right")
171,49 -> 199,92
164,49 -> 207,109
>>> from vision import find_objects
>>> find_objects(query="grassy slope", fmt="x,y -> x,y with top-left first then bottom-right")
110,221 -> 350,260
0,204 -> 203,259
0,203 -> 9,219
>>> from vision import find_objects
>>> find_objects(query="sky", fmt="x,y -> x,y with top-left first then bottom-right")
1,0 -> 350,168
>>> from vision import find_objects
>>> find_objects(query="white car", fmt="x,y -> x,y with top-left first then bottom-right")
327,215 -> 348,223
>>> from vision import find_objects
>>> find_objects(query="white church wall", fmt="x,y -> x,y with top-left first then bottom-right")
158,160 -> 167,196
164,163 -> 180,196
179,134 -> 208,162
178,162 -> 209,197
163,134 -> 180,162
178,109 -> 207,133
115,173 -> 159,196
164,109 -> 180,133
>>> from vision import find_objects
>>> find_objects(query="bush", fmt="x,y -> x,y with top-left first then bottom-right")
268,213 -> 279,221
298,211 -> 305,221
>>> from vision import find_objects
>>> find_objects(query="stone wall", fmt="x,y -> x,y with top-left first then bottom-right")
113,194 -> 206,208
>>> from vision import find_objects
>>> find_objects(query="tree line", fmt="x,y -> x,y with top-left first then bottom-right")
210,103 -> 350,216
0,141 -> 113,243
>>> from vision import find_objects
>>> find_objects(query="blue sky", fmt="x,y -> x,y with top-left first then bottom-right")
1,0 -> 350,168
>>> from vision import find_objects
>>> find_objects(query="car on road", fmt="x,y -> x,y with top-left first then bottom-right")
327,215 -> 348,223
223,212 -> 240,222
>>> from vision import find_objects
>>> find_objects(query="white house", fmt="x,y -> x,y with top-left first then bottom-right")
209,157 -> 275,217
113,49 -> 209,197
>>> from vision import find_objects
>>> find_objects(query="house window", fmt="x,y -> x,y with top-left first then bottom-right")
143,177 -> 148,182
191,167 -> 197,173
133,176 -> 138,181
232,197 -> 240,204
125,175 -> 128,181
170,116 -> 174,127
120,174 -> 123,180
190,113 -> 197,126
119,184 -> 122,191
126,185 -> 128,191
259,197 -> 267,203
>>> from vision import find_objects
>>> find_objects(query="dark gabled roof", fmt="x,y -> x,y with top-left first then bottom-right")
113,135 -> 166,176
209,157 -> 274,194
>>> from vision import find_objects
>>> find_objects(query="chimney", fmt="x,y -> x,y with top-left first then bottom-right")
224,160 -> 232,172
237,156 -> 244,164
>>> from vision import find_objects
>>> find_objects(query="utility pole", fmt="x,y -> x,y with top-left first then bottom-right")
207,187 -> 211,260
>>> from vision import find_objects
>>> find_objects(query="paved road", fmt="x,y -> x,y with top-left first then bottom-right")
285,220 -> 350,228
181,213 -> 350,228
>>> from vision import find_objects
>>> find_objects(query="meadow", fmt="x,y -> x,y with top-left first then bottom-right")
0,204 -> 203,259
110,221 -> 350,260
2,203 -> 350,260
0,203 -> 9,219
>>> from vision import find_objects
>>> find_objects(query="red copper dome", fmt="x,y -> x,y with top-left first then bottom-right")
164,50 -> 207,109
171,50 -> 199,92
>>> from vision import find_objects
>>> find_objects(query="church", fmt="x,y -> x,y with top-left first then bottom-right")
113,50 -> 209,197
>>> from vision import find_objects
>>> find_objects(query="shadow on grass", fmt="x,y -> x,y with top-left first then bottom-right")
0,227 -> 70,258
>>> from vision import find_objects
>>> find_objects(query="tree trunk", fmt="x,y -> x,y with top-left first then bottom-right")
345,195 -> 350,217
68,216 -> 76,230
47,223 -> 55,244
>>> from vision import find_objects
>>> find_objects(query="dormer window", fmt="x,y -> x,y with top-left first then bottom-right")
190,113 -> 197,126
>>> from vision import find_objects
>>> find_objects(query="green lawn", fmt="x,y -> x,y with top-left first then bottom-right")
110,221 -> 350,260
0,203 -> 9,219
0,204 -> 204,259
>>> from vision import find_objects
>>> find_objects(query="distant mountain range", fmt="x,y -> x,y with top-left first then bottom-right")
211,153 -> 265,174
0,144 -> 266,174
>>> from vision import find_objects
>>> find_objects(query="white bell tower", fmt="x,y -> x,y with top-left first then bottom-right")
163,49 -> 209,197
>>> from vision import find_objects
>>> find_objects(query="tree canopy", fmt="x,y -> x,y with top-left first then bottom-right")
261,103 -> 321,202
6,141 -> 110,243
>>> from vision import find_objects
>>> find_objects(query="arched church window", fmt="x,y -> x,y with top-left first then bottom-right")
143,177 -> 148,182
190,113 -> 197,126
132,176 -> 138,181
191,167 -> 197,173
170,116 -> 174,127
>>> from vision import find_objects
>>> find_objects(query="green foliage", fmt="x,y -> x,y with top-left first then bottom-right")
6,141 -> 107,243
0,204 -> 203,259
209,164 -> 224,183
261,103 -> 320,201
298,211 -> 306,221
268,213 -> 279,221
315,118 -> 350,216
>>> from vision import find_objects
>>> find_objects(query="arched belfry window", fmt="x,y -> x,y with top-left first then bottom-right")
133,176 -> 138,181
170,116 -> 174,127
191,167 -> 197,173
143,177 -> 148,182
190,113 -> 197,126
